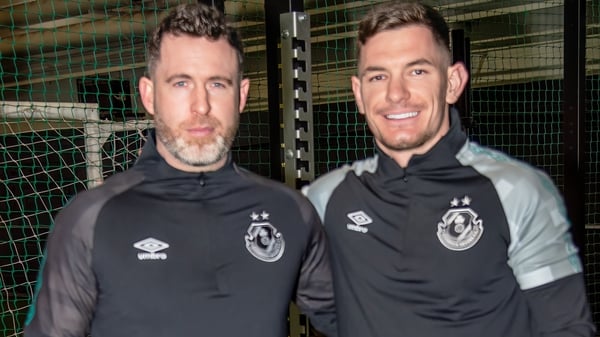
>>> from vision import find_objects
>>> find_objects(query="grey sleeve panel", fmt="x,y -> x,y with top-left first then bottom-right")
457,141 -> 582,290
301,169 -> 348,222
302,156 -> 377,222
24,172 -> 143,337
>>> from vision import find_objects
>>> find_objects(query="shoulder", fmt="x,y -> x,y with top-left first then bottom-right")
302,156 -> 377,221
458,141 -> 574,263
457,141 -> 566,225
234,164 -> 301,198
306,156 -> 377,194
55,169 -> 145,234
457,141 -> 558,197
234,165 -> 318,220
70,169 -> 144,208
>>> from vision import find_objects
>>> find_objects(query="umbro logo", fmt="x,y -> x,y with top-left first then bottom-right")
346,211 -> 371,233
133,237 -> 169,260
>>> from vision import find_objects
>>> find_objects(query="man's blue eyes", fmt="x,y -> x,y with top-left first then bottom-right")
172,82 -> 227,88
368,70 -> 425,81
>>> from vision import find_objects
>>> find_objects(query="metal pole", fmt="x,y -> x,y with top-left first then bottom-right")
563,0 -> 586,265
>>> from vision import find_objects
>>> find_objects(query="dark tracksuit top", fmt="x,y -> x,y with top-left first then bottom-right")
303,110 -> 595,337
25,131 -> 337,337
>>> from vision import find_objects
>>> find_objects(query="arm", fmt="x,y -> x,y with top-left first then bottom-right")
294,203 -> 338,337
504,170 -> 595,336
24,196 -> 98,337
524,273 -> 595,336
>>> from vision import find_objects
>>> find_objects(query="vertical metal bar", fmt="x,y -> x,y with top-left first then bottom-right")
264,0 -> 304,182
84,123 -> 105,189
280,12 -> 314,190
265,5 -> 311,337
280,12 -> 315,335
563,0 -> 586,264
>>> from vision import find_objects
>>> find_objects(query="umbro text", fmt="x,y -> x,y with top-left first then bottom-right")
347,223 -> 368,233
137,252 -> 167,260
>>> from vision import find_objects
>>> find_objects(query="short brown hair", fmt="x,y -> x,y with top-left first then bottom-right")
356,1 -> 450,65
145,3 -> 244,78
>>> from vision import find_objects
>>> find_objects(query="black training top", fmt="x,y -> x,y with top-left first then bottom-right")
25,130 -> 337,337
303,109 -> 594,337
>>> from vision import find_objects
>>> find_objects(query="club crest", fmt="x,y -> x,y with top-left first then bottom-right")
437,196 -> 483,251
245,211 -> 285,262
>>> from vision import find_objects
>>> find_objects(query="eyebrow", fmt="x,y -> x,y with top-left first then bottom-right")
208,76 -> 233,85
406,58 -> 435,68
360,57 -> 435,77
165,73 -> 192,83
164,74 -> 234,85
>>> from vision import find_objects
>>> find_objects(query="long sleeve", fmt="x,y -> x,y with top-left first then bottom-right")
294,205 -> 338,337
24,194 -> 99,337
524,273 -> 595,336
497,162 -> 595,335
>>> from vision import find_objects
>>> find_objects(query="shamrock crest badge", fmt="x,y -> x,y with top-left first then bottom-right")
245,211 -> 285,262
437,196 -> 483,251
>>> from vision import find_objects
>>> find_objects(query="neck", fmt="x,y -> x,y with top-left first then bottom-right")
156,143 -> 228,173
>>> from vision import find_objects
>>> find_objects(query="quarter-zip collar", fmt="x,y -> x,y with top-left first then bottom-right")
133,129 -> 238,199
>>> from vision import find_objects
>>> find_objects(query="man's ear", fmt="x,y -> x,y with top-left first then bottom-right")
446,62 -> 469,105
138,76 -> 155,116
351,75 -> 365,115
238,78 -> 250,113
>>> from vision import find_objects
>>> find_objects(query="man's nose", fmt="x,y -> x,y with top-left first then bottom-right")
191,85 -> 210,115
386,78 -> 410,103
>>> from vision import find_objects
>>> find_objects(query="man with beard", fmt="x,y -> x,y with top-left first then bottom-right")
24,4 -> 336,337
302,1 -> 594,337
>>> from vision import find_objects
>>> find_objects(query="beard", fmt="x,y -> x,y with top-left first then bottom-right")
377,124 -> 437,152
154,112 -> 238,167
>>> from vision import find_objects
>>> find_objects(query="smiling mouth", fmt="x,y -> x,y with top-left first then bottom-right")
386,111 -> 418,120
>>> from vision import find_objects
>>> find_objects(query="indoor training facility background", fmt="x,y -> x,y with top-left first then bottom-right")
0,0 -> 598,336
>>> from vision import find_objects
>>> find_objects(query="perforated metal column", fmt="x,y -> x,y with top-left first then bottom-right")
280,11 -> 317,337
280,12 -> 315,190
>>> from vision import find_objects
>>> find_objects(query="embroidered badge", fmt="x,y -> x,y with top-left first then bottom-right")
437,196 -> 483,251
245,211 -> 285,262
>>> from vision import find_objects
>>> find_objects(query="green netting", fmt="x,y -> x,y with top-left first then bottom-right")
229,0 -> 272,177
311,1 -> 376,173
1,0 -> 599,335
